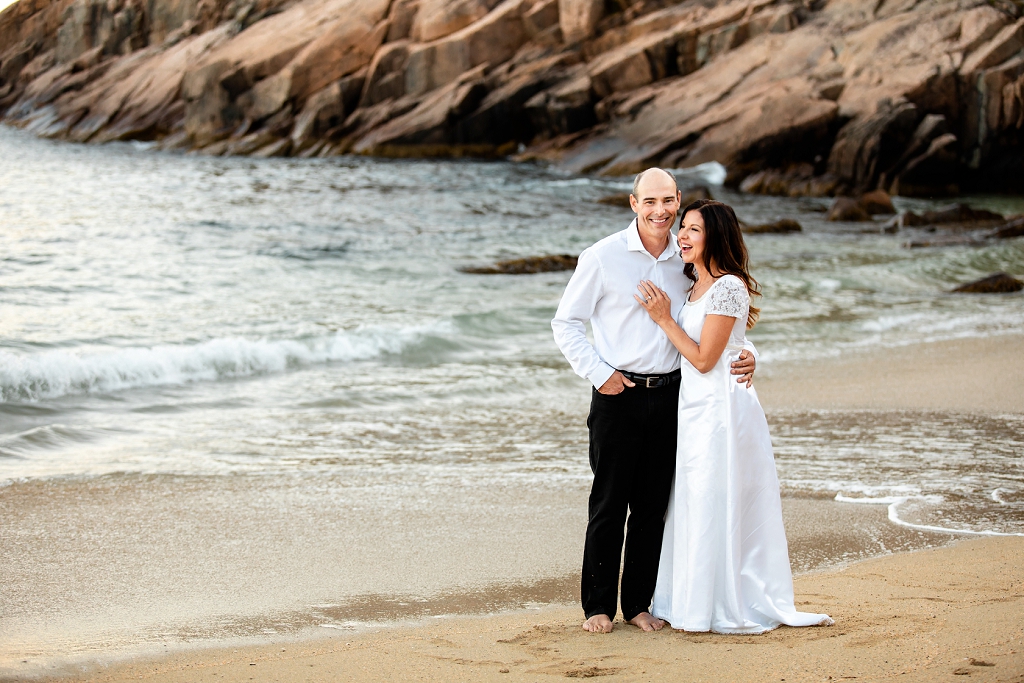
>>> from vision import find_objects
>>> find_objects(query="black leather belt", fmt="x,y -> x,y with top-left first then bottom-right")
618,369 -> 681,388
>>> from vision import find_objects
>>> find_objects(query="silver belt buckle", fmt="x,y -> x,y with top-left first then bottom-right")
646,375 -> 655,388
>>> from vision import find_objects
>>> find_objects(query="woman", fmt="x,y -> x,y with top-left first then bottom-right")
635,199 -> 832,633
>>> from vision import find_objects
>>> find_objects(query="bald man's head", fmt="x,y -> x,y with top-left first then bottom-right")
629,167 -> 681,248
632,168 -> 677,199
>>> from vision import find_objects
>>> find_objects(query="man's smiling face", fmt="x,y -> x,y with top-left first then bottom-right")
629,170 -> 681,243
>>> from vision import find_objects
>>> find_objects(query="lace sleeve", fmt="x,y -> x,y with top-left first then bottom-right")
707,275 -> 749,319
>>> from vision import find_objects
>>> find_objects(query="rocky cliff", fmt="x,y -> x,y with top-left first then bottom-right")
2,0 -> 1023,195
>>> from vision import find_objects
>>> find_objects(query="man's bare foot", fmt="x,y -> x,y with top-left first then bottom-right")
582,614 -> 614,633
627,612 -> 665,632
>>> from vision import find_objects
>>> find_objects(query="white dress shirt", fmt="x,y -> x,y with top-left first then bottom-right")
552,219 -> 693,389
553,219 -> 758,389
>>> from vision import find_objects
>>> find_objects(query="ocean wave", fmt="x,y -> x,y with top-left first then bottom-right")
0,326 -> 437,402
0,424 -> 115,457
669,161 -> 727,186
835,493 -> 1024,537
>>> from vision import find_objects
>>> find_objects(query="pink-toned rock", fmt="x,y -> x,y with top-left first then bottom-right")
523,71 -> 594,139
360,40 -> 411,107
523,0 -> 558,37
828,100 -> 920,194
558,0 -> 601,44
2,0 -> 1024,192
386,0 -> 420,42
179,0 -> 389,142
285,16 -> 388,105
291,80 -> 343,150
188,0 -> 389,101
827,196 -> 871,222
412,0 -> 503,43
859,189 -> 895,215
960,18 -> 1024,74
404,0 -> 529,97
955,5 -> 1010,55
353,65 -> 487,152
587,27 -> 681,99
890,133 -> 961,197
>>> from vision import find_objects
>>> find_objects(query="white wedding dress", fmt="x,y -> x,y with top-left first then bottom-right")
651,275 -> 832,633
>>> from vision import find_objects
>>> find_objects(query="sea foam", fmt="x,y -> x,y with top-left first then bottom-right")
0,327 -> 429,402
835,493 -> 1024,537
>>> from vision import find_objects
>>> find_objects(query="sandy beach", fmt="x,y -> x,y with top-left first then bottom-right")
28,536 -> 1024,683
4,333 -> 1021,682
756,334 -> 1024,413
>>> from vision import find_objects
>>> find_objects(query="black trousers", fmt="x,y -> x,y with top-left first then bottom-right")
582,382 -> 678,621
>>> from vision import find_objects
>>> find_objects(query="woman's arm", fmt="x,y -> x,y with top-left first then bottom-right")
635,280 -> 735,374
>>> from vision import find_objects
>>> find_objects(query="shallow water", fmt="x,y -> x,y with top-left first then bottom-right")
0,124 -> 1023,664
2,124 -> 1021,529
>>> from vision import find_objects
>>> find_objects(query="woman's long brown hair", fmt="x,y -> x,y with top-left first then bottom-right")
681,199 -> 761,329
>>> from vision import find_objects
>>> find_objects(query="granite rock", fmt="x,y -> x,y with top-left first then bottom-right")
2,0 -> 1022,195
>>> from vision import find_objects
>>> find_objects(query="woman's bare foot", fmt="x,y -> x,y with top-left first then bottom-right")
582,614 -> 614,633
627,612 -> 665,631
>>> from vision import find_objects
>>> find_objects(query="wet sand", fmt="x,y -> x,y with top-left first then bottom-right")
756,333 -> 1024,413
0,481 -> 950,675
23,536 -> 1023,683
3,334 -> 1022,680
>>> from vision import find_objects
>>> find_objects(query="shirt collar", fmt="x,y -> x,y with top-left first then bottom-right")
627,218 -> 679,261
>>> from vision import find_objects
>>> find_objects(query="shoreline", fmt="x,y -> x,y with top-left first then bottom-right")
13,536 -> 1023,683
756,333 -> 1024,414
2,334 -> 1021,679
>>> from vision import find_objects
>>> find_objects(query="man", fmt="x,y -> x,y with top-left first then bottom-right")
551,168 -> 756,633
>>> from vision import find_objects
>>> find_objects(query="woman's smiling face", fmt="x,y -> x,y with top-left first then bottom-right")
678,209 -> 705,265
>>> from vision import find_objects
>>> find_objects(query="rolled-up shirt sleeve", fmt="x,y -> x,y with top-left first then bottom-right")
551,249 -> 615,389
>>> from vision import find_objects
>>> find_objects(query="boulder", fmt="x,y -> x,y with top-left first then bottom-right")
4,0 -> 1024,183
290,80 -> 343,150
411,0 -> 503,43
907,203 -> 1004,226
251,136 -> 291,157
384,0 -> 418,42
360,40 -> 410,107
739,167 -> 840,198
523,72 -> 595,139
960,18 -> 1024,75
334,97 -> 416,149
904,235 -> 987,248
53,28 -> 224,143
558,0 -> 601,44
827,196 -> 871,222
456,53 -> 570,144
827,100 -> 921,194
859,189 -> 895,215
597,192 -> 631,207
739,164 -> 813,196
285,17 -> 388,107
224,128 -> 278,154
180,0 -> 389,139
523,0 -> 558,38
889,133 -> 962,197
742,218 -> 802,234
681,185 -> 713,206
352,66 -> 488,153
994,216 -> 1024,239
887,114 -> 949,173
404,0 -> 529,97
0,42 -> 36,85
952,272 -> 1024,293
569,27 -> 844,177
955,5 -> 1010,56
587,28 -> 678,99
460,254 -> 577,274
